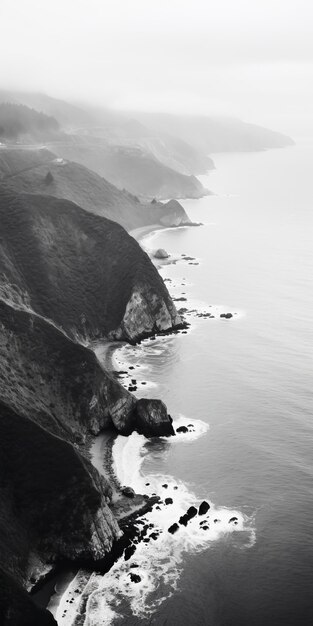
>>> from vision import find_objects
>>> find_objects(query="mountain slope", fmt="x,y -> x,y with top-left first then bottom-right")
0,186 -> 182,342
0,148 -> 193,230
0,102 -> 60,142
47,140 -> 209,200
132,112 -> 295,153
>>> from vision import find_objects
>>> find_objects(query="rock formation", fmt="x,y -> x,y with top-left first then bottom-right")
0,186 -> 183,343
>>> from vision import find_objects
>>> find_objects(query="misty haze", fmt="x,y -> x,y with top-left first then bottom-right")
0,1 -> 312,625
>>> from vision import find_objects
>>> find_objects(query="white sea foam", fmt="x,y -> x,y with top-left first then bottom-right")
52,416 -> 255,625
73,423 -> 255,624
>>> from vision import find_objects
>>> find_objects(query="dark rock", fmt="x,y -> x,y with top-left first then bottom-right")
229,517 -> 238,523
154,248 -> 169,259
129,573 -> 141,583
165,498 -> 173,505
187,506 -> 198,520
176,426 -> 188,433
168,523 -> 179,535
214,519 -> 221,524
162,484 -> 168,489
220,313 -> 233,319
124,545 -> 136,561
199,501 -> 210,516
201,525 -> 209,530
179,514 -> 189,526
150,532 -> 159,540
134,399 -> 175,438
122,486 -> 136,498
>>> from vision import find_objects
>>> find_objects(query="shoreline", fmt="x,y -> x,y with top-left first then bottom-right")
45,218 -> 202,622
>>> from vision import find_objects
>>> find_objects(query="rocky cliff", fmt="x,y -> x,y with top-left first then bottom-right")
0,181 -> 179,623
0,186 -> 182,342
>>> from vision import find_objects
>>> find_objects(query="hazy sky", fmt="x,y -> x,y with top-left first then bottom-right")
0,0 -> 312,135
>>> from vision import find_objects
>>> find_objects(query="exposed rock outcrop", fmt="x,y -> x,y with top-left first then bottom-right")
0,186 -> 182,343
134,399 -> 175,437
154,248 -> 169,259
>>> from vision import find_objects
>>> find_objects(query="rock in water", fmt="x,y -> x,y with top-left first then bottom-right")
129,572 -> 141,583
154,248 -> 169,259
124,545 -> 136,561
134,399 -> 175,437
176,425 -> 188,433
186,506 -> 198,520
122,487 -> 136,498
168,523 -> 179,535
199,501 -> 210,516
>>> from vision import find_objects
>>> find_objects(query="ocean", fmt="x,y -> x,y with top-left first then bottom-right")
52,141 -> 313,625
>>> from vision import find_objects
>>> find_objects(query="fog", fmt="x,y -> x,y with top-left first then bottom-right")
0,0 -> 312,136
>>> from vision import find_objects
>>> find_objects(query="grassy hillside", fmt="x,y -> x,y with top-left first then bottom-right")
0,103 -> 59,141
0,148 -> 193,230
47,140 -> 209,200
0,186 -> 181,342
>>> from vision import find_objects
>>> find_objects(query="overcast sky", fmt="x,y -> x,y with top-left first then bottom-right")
0,0 -> 312,135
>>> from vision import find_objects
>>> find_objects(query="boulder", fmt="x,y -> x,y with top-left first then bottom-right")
165,498 -> 173,505
129,573 -> 141,583
199,501 -> 210,516
168,523 -> 179,535
134,399 -> 175,437
122,486 -> 135,498
176,426 -> 188,434
154,248 -> 170,259
186,506 -> 198,521
124,545 -> 136,561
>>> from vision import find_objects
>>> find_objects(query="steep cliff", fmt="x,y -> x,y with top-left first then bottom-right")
0,296 -> 175,622
0,401 -> 120,624
0,186 -> 182,342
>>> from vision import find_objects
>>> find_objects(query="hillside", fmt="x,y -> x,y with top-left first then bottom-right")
0,183 -> 178,621
0,148 -> 194,230
0,102 -> 59,142
47,140 -> 209,200
0,186 -> 182,342
132,112 -> 295,153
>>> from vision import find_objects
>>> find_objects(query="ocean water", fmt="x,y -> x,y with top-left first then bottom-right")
51,141 -> 313,625
110,141 -> 313,626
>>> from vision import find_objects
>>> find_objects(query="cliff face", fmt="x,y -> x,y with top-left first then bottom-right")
0,148 -> 194,231
0,401 -> 120,624
0,186 -> 182,342
0,297 -> 175,621
0,146 -> 181,622
0,298 -> 136,441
